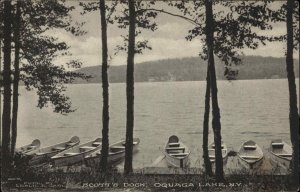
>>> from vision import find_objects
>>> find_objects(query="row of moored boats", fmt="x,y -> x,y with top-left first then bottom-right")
17,136 -> 292,170
17,137 -> 140,167
163,136 -> 292,169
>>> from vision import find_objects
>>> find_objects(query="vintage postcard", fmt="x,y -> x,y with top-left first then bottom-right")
0,0 -> 299,191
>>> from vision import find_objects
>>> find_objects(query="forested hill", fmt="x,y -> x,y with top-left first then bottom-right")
74,56 -> 299,83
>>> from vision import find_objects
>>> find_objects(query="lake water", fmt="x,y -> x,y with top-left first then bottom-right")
17,79 -> 299,168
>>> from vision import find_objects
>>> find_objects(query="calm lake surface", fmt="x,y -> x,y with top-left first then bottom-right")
17,79 -> 299,168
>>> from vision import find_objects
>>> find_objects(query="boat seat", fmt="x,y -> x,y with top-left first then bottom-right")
169,153 -> 188,157
52,146 -> 65,151
169,153 -> 189,156
64,152 -> 79,156
272,143 -> 284,149
80,146 -> 96,149
272,143 -> 284,146
110,146 -> 125,152
27,146 -> 35,150
168,143 -> 180,147
240,155 -> 260,159
122,141 -> 138,146
169,153 -> 189,157
66,142 -> 77,146
278,154 -> 292,157
243,145 -> 257,150
111,146 -> 125,149
80,146 -> 96,152
92,142 -> 102,147
166,147 -> 185,151
209,153 -> 226,158
211,144 -> 225,149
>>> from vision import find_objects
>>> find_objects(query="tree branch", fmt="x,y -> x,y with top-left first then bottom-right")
137,8 -> 201,26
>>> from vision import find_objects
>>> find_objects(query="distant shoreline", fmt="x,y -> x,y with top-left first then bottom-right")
73,56 -> 299,84
18,77 -> 299,87
69,77 -> 299,85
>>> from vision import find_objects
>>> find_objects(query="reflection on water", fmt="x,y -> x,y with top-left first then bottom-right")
17,79 -> 299,168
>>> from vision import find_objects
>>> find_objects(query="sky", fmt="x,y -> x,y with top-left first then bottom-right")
50,1 -> 298,68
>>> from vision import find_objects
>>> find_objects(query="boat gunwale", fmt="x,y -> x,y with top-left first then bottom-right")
269,151 -> 292,161
164,140 -> 191,162
238,140 -> 264,165
269,141 -> 292,161
52,138 -> 102,159
208,142 -> 228,161
18,139 -> 41,154
85,138 -> 140,159
52,148 -> 99,160
35,138 -> 80,156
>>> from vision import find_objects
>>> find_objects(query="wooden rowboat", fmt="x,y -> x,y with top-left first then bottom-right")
208,141 -> 228,165
84,138 -> 140,167
163,135 -> 190,168
238,140 -> 264,169
16,139 -> 41,155
269,139 -> 292,168
51,138 -> 102,166
28,136 -> 80,165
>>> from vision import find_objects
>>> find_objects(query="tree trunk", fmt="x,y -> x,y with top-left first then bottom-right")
124,0 -> 136,175
286,0 -> 299,182
2,0 -> 12,170
0,34 -> 2,146
202,64 -> 213,176
11,0 -> 21,157
99,0 -> 110,174
205,0 -> 224,182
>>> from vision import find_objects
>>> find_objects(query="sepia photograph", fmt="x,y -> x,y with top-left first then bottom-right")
0,0 -> 299,191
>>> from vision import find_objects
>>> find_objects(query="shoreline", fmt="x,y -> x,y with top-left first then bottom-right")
2,170 -> 297,192
1,153 -> 295,191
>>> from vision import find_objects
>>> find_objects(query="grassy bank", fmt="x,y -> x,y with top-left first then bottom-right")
1,164 -> 298,192
1,152 -> 298,192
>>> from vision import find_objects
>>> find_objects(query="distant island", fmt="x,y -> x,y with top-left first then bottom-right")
74,56 -> 299,83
